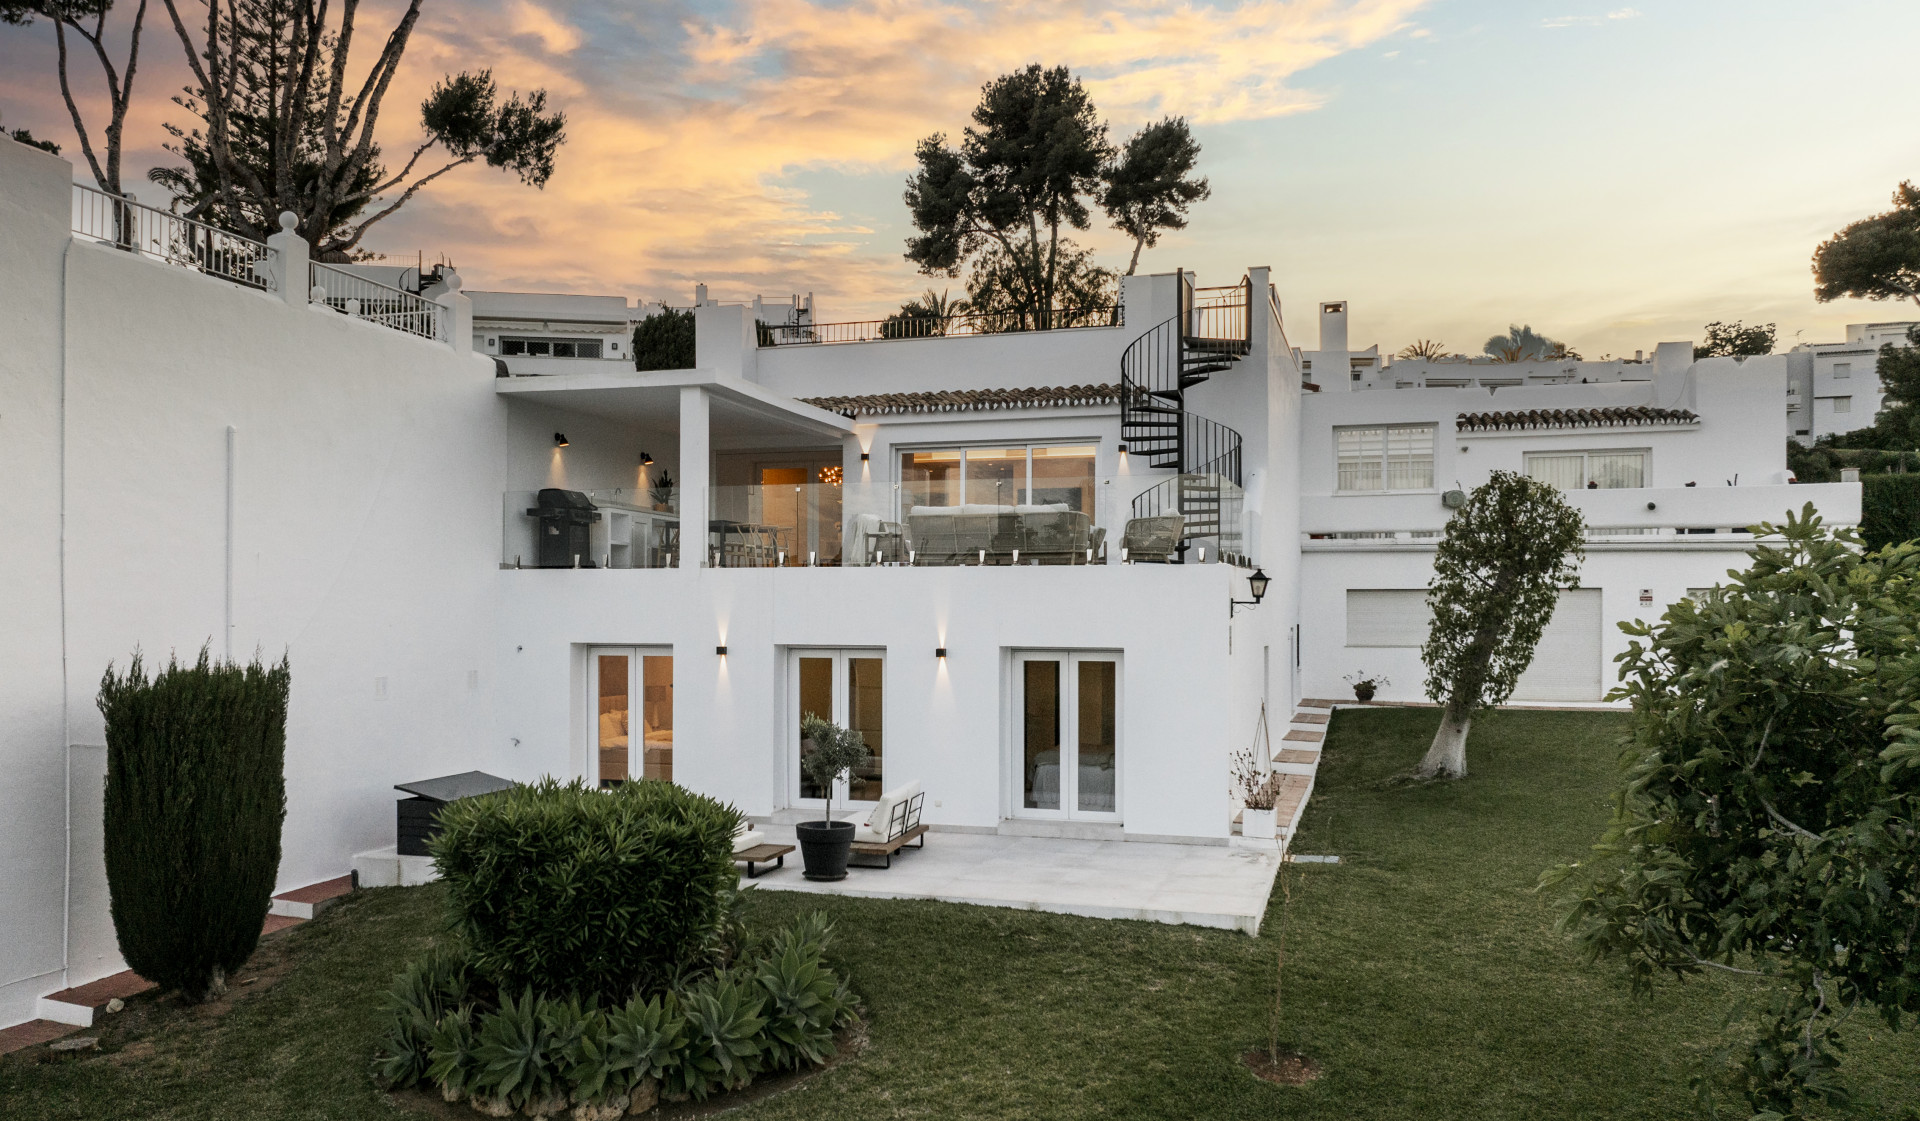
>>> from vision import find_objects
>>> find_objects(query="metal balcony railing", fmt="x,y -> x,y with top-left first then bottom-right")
309,261 -> 445,341
71,183 -> 272,290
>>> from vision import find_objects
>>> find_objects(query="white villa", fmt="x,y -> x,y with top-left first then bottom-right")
0,137 -> 1861,1029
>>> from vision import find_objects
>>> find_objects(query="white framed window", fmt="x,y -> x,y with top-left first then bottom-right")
1833,397 -> 1853,414
1011,651 -> 1121,822
501,336 -> 605,359
1335,424 -> 1435,492
898,444 -> 1097,512
1524,448 -> 1648,490
1833,361 -> 1852,379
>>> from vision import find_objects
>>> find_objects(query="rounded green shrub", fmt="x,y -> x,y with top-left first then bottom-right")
430,778 -> 742,1003
98,648 -> 289,1003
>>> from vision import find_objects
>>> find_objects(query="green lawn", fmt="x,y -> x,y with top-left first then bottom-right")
5,707 -> 1917,1120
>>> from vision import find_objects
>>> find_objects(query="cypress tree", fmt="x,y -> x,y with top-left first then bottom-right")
98,647 -> 290,1002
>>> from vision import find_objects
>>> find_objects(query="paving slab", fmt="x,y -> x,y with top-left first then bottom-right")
747,827 -> 1279,934
0,1020 -> 78,1056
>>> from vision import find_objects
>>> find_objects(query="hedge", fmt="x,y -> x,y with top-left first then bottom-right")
97,648 -> 289,1002
430,778 -> 742,1003
1861,472 -> 1920,551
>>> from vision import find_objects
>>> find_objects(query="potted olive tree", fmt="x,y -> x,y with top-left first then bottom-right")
796,713 -> 870,881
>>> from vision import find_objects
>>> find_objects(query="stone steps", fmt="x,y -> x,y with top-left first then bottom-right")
12,878 -> 353,1042
270,875 -> 353,920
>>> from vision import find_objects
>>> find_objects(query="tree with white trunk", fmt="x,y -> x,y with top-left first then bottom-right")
1416,471 -> 1585,779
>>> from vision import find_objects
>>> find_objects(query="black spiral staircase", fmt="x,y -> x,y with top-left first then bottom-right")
1120,271 -> 1252,561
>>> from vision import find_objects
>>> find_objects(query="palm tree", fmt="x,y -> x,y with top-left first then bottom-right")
1398,339 -> 1451,360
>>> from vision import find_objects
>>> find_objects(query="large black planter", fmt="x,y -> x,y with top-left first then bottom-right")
796,820 -> 854,881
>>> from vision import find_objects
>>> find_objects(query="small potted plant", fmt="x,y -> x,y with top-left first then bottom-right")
1344,671 -> 1389,703
796,713 -> 870,881
1232,743 -> 1279,840
649,469 -> 675,512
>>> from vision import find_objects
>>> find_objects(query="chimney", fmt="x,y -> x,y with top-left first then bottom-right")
694,283 -> 709,307
1319,301 -> 1348,354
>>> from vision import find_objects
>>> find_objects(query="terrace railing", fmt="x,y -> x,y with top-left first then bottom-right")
71,183 -> 273,290
757,304 -> 1123,347
310,260 -> 445,341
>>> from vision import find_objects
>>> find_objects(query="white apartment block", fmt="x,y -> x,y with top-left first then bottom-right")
1787,320 -> 1918,444
0,138 -> 1861,1029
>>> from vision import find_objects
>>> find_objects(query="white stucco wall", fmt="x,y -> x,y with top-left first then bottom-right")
493,564 -> 1240,842
0,138 -> 79,1027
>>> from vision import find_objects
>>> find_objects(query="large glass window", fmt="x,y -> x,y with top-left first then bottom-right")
1016,651 -> 1120,821
1525,449 -> 1647,490
1336,425 -> 1434,492
899,445 -> 1096,511
795,650 -> 885,804
592,649 -> 672,786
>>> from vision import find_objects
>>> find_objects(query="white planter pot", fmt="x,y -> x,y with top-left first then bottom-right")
1242,807 -> 1278,840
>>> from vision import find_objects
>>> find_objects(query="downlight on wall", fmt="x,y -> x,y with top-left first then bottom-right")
553,432 -> 570,448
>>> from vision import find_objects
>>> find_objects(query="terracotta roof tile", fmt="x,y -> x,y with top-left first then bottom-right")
1455,406 -> 1699,432
799,384 -> 1124,417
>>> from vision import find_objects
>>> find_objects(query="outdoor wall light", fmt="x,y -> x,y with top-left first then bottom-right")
715,645 -> 728,656
554,432 -> 570,447
641,451 -> 654,465
1117,443 -> 1129,455
1230,567 -> 1271,618
860,452 -> 870,462
935,647 -> 947,659
1646,501 -> 1657,511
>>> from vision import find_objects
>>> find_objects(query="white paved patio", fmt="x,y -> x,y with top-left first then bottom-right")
743,826 -> 1283,934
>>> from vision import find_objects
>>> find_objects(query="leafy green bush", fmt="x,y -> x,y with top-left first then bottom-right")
98,648 -> 289,1002
374,915 -> 856,1112
1860,471 -> 1920,550
430,778 -> 741,1003
633,308 -> 694,371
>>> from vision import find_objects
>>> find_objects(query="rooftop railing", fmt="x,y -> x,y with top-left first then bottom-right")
310,261 -> 445,341
757,304 -> 1123,347
71,183 -> 272,290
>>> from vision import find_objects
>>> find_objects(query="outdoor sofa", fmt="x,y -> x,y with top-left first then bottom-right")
904,504 -> 1104,564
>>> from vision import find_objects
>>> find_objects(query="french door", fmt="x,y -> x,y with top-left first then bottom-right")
789,649 -> 885,807
589,647 -> 673,787
1013,651 -> 1120,822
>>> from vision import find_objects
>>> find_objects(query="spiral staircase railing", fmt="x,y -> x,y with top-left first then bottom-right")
1119,271 -> 1252,561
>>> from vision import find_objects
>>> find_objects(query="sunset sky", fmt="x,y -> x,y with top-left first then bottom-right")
5,0 -> 1919,358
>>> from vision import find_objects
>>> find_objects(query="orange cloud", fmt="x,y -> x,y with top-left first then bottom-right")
0,1 -> 1429,316
399,0 -> 1430,314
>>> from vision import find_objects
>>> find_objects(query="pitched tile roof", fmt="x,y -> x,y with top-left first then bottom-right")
798,384 -> 1124,417
1455,406 -> 1700,432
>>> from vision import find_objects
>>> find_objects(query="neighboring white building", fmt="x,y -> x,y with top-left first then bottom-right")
0,138 -> 1861,1029
1787,320 -> 1918,444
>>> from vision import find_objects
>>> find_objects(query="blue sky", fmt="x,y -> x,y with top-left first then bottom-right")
4,0 -> 1918,357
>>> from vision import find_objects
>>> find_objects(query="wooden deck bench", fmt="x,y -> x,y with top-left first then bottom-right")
733,842 -> 793,879
847,791 -> 927,869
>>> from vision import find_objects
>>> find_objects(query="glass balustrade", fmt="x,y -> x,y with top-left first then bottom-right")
500,477 -> 1251,569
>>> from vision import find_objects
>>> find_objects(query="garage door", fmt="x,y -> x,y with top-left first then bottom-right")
1512,588 -> 1603,702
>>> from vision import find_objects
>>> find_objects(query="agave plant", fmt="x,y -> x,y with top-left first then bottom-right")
471,990 -> 568,1111
671,970 -> 768,1099
571,991 -> 690,1103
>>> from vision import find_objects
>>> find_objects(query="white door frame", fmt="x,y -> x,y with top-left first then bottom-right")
586,646 -> 671,786
785,647 -> 887,810
1009,650 -> 1123,823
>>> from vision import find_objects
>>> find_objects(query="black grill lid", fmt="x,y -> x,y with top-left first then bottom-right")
394,771 -> 515,803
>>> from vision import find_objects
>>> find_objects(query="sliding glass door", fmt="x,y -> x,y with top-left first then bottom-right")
1013,651 -> 1120,822
590,647 -> 673,787
790,649 -> 885,807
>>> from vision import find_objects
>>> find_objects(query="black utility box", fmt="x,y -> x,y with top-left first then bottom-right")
526,489 -> 601,568
395,771 -> 515,856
